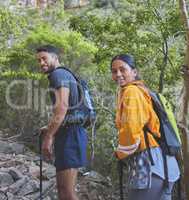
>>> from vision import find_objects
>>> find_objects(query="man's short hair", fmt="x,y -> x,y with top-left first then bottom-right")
36,45 -> 60,56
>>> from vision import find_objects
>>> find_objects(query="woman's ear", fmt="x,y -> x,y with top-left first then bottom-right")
133,69 -> 138,77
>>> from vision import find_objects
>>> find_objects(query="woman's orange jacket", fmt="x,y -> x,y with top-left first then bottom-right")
115,81 -> 161,160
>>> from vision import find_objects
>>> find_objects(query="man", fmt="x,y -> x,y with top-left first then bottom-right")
36,45 -> 88,200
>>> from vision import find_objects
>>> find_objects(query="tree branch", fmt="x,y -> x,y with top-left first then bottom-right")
179,0 -> 189,124
178,1 -> 189,199
179,0 -> 189,38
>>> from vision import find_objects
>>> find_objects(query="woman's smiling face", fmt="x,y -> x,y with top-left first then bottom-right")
111,59 -> 137,87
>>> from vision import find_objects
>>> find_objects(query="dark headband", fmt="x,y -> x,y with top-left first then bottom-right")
111,54 -> 135,69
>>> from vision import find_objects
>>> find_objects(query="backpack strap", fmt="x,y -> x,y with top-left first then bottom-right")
143,125 -> 155,165
162,151 -> 169,188
177,174 -> 184,200
56,66 -> 80,81
133,83 -> 171,190
55,66 -> 84,105
56,66 -> 97,169
143,124 -> 169,189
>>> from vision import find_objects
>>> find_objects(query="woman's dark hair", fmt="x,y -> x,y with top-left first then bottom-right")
110,54 -> 136,69
111,54 -> 141,80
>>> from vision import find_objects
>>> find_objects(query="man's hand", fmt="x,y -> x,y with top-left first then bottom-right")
42,134 -> 54,161
40,126 -> 48,135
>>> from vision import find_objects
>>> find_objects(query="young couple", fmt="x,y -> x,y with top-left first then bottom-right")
36,45 -> 180,200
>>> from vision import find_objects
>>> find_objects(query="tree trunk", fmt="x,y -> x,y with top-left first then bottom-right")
36,0 -> 57,9
159,39 -> 168,93
64,0 -> 89,9
178,0 -> 189,199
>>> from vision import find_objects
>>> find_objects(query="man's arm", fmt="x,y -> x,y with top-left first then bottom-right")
42,87 -> 69,159
47,87 -> 69,136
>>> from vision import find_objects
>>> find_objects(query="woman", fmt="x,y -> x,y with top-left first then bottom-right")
111,54 -> 180,200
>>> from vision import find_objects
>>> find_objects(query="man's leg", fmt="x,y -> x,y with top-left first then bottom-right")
56,168 -> 79,200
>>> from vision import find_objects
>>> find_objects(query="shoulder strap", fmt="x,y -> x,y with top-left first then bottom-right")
133,83 -> 167,119
55,66 -> 83,101
143,125 -> 155,165
133,84 -> 172,189
55,66 -> 80,82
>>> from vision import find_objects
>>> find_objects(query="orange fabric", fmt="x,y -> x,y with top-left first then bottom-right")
115,81 -> 161,159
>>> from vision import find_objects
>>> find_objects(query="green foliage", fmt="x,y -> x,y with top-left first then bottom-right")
0,0 -> 186,181
0,6 -> 28,66
0,7 -> 27,41
68,0 -> 185,177
69,0 -> 183,89
1,19 -> 98,78
93,0 -> 109,8
0,2 -> 98,160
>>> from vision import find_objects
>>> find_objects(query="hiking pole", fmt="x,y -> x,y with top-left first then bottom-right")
33,130 -> 44,200
118,160 -> 124,200
39,132 -> 43,200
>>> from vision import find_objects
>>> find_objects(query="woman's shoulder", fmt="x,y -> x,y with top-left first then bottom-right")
122,83 -> 151,101
123,84 -> 143,96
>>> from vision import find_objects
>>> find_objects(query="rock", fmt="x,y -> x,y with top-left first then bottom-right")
0,171 -> 14,187
28,162 -> 40,178
81,170 -> 111,186
0,138 -> 117,200
26,179 -> 57,200
17,179 -> 39,196
0,130 -> 3,136
43,164 -> 56,179
9,167 -> 24,181
6,192 -> 14,200
0,141 -> 25,154
77,170 -> 113,200
8,176 -> 28,194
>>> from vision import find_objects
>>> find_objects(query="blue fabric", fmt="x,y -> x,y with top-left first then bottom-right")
128,174 -> 174,200
54,125 -> 88,171
122,147 -> 180,190
47,67 -> 88,171
151,147 -> 180,182
48,67 -> 79,109
126,150 -> 152,189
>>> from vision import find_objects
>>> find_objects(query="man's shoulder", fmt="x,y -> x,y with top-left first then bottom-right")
49,67 -> 76,81
48,67 -> 78,90
50,67 -> 71,76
